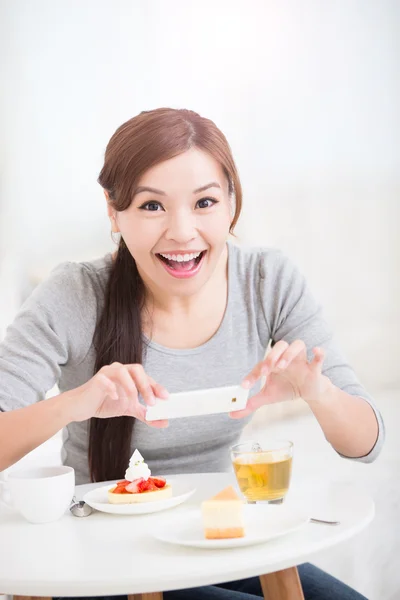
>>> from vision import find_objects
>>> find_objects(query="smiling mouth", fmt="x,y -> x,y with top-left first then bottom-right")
156,250 -> 206,274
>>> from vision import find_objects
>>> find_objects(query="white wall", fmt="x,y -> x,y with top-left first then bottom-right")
1,0 -> 399,391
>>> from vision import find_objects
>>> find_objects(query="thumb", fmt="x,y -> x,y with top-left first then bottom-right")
229,394 -> 266,419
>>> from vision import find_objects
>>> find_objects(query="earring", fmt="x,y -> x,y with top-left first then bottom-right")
111,231 -> 121,245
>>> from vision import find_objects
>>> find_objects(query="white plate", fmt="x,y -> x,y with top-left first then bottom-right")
83,477 -> 196,515
152,504 -> 309,549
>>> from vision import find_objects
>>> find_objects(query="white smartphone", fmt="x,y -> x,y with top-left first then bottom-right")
145,384 -> 249,421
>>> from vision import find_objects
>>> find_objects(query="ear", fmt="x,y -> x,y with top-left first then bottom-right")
104,191 -> 120,233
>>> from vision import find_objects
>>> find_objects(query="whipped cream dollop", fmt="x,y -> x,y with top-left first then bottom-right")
125,449 -> 151,482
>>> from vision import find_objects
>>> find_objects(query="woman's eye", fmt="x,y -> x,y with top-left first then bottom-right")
196,197 -> 218,209
139,201 -> 164,212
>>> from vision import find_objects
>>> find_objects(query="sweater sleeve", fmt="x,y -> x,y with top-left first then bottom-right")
259,249 -> 384,463
0,262 -> 99,412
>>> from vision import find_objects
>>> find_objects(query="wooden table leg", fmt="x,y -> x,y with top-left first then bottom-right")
259,566 -> 304,600
11,594 -> 162,600
128,593 -> 163,600
14,597 -> 52,600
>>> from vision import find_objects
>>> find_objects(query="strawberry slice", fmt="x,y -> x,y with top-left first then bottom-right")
137,478 -> 158,493
121,477 -> 163,494
112,480 -> 130,493
149,477 -> 166,488
113,486 -> 129,494
125,478 -> 145,493
146,479 -> 158,491
137,479 -> 150,493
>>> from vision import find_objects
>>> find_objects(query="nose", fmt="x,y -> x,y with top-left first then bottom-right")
164,208 -> 197,244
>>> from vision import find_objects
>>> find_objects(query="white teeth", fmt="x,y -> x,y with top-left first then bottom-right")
160,251 -> 202,262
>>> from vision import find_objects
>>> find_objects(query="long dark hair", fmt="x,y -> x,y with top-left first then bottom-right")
89,108 -> 243,482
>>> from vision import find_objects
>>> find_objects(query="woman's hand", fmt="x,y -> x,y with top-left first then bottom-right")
231,340 -> 327,419
63,362 -> 169,428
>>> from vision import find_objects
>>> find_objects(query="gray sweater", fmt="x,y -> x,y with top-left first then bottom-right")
0,242 -> 384,483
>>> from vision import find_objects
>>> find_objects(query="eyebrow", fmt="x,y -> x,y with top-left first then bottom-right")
133,186 -> 166,197
194,182 -> 221,193
133,182 -> 221,198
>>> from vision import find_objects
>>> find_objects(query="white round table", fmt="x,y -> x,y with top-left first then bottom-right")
0,473 -> 374,599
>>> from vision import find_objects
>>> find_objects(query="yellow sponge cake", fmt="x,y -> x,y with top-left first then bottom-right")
201,485 -> 245,539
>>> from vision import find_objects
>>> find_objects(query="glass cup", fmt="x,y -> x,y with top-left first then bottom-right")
231,440 -> 293,503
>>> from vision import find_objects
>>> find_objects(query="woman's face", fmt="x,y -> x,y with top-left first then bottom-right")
109,148 -> 232,297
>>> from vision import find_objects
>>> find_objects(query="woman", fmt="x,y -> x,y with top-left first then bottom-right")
0,108 -> 382,599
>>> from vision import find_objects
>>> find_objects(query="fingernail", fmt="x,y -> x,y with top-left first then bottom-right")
148,395 -> 155,406
277,360 -> 287,369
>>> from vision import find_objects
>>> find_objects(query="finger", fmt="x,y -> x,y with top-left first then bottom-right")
242,341 -> 289,388
125,401 -> 147,421
103,364 -> 136,400
230,408 -> 253,419
126,364 -> 155,406
276,339 -> 306,370
112,366 -> 138,400
96,373 -> 118,400
121,394 -> 166,425
145,418 -> 169,429
311,347 -> 325,374
147,376 -> 169,400
99,363 -> 126,399
259,340 -> 290,375
229,394 -> 266,419
241,362 -> 264,390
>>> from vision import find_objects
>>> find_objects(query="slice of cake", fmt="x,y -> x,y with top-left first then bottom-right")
201,485 -> 245,539
107,449 -> 172,504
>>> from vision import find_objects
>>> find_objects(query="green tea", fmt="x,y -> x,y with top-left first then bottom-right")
233,453 -> 292,501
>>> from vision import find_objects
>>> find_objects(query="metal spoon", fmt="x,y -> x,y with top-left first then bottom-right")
248,501 -> 340,525
70,496 -> 93,517
310,518 -> 340,526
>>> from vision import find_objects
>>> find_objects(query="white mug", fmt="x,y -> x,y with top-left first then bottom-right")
0,465 -> 75,523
